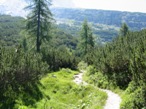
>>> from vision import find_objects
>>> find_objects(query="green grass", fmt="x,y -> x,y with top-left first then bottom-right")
15,68 -> 107,109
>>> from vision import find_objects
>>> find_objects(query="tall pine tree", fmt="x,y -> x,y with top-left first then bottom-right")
79,20 -> 95,63
25,0 -> 53,52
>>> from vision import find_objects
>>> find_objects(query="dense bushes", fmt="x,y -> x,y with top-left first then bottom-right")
92,30 -> 146,87
83,65 -> 117,89
0,47 -> 48,108
121,81 -> 146,109
42,46 -> 79,71
86,29 -> 146,109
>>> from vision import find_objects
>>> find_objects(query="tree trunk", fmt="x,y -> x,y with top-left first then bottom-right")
37,0 -> 41,52
85,25 -> 88,55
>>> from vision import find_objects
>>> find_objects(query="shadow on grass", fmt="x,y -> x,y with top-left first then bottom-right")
0,82 -> 50,109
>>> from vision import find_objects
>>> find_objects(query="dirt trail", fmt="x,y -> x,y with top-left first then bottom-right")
73,72 -> 87,85
73,71 -> 121,109
101,89 -> 121,109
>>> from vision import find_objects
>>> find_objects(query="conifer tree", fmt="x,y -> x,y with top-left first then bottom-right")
80,20 -> 94,55
120,23 -> 129,36
25,0 -> 53,52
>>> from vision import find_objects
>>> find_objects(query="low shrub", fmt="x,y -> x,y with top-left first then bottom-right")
42,47 -> 78,71
83,66 -> 117,90
78,61 -> 88,71
0,47 -> 48,108
120,81 -> 146,109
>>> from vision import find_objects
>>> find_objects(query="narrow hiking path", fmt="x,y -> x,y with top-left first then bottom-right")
73,71 -> 121,109
73,72 -> 87,85
101,89 -> 121,109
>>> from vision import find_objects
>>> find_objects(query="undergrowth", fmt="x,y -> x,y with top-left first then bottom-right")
82,64 -> 146,109
120,81 -> 146,109
83,65 -> 124,96
14,68 -> 107,109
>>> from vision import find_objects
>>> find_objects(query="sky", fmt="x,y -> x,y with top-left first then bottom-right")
0,0 -> 146,15
0,0 -> 27,16
52,0 -> 146,13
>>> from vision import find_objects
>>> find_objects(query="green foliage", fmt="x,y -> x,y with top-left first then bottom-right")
83,66 -> 116,90
0,15 -> 24,47
78,20 -> 95,64
88,29 -> 146,108
0,47 -> 48,108
49,26 -> 78,50
93,30 -> 146,88
15,69 -> 107,109
42,46 -> 79,71
25,0 -> 53,52
0,14 -> 79,52
77,61 -> 88,70
86,66 -> 96,75
121,81 -> 146,109
120,23 -> 129,36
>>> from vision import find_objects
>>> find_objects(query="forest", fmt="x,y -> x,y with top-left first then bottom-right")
52,8 -> 146,30
0,0 -> 146,109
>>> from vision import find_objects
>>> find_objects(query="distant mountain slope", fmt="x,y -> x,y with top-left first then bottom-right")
0,15 -> 24,47
56,20 -> 118,42
52,8 -> 146,30
0,15 -> 78,49
1,5 -> 146,42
